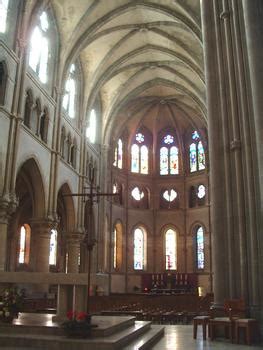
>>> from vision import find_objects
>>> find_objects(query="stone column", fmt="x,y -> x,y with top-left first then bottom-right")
242,0 -> 263,324
201,0 -> 255,306
0,195 -> 18,271
30,219 -> 54,293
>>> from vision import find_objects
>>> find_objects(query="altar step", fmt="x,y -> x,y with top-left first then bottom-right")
0,313 -> 165,350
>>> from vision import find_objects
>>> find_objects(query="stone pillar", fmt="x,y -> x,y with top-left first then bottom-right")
0,195 -> 18,271
242,0 -> 263,324
201,0 -> 256,307
30,219 -> 54,293
66,232 -> 82,273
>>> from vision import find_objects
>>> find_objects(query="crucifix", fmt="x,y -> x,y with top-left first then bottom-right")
64,163 -> 119,313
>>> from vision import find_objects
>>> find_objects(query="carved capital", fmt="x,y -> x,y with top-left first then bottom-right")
0,194 -> 18,224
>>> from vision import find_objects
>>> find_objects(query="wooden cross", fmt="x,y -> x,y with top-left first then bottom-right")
63,164 -> 119,312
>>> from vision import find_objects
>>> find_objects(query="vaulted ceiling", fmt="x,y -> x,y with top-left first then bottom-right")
29,1 -> 205,143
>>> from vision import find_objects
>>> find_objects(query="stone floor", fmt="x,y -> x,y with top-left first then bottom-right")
0,315 -> 262,350
152,325 -> 262,350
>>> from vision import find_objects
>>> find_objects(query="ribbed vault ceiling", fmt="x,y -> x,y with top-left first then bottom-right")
31,0 -> 206,142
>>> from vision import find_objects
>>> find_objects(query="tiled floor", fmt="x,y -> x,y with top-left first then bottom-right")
152,325 -> 262,350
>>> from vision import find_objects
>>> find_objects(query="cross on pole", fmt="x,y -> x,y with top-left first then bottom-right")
63,164 -> 119,313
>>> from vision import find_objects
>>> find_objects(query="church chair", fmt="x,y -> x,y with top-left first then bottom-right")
208,298 -> 246,343
234,318 -> 259,345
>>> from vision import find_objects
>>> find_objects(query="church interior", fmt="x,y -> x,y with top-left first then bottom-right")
0,0 -> 262,348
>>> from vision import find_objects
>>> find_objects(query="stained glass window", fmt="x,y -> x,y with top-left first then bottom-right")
131,132 -> 149,174
131,144 -> 139,173
165,229 -> 176,270
131,187 -> 144,201
113,227 -> 117,269
163,189 -> 177,202
18,224 -> 30,264
196,226 -> 204,269
189,131 -> 206,172
198,141 -> 205,170
0,0 -> 9,33
29,12 -> 50,84
141,145 -> 148,174
62,64 -> 76,119
160,147 -> 168,175
136,133 -> 144,143
49,229 -> 57,265
160,134 -> 179,175
134,228 -> 145,270
86,109 -> 96,143
18,226 -> 26,264
190,143 -> 197,172
197,185 -> 206,199
170,146 -> 179,174
113,139 -> 123,168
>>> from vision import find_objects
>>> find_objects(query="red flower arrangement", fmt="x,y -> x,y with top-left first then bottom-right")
61,310 -> 93,337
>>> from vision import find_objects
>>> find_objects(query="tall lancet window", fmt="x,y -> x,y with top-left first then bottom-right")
62,64 -> 76,119
49,229 -> 57,265
196,226 -> 205,269
86,109 -> 96,143
131,132 -> 148,174
134,227 -> 146,270
160,134 -> 179,175
0,0 -> 9,33
189,130 -> 206,172
29,11 -> 50,83
113,138 -> 123,169
165,229 -> 177,270
18,224 -> 31,264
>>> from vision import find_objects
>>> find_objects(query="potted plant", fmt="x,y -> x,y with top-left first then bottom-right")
61,310 -> 94,337
0,287 -> 24,323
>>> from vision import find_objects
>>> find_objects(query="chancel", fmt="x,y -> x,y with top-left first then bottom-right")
0,0 -> 262,349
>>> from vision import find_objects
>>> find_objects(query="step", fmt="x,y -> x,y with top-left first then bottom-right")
0,321 -> 153,350
122,325 -> 165,350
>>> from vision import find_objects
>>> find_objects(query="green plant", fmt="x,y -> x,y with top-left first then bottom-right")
0,287 -> 24,319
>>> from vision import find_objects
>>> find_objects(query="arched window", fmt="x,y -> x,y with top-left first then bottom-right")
49,229 -> 57,265
0,0 -> 9,33
86,109 -> 96,143
113,138 -> 123,169
165,228 -> 177,270
113,222 -> 123,270
24,90 -> 33,128
39,107 -> 48,143
62,64 -> 77,119
29,11 -> 51,84
18,224 -> 31,264
134,227 -> 146,270
189,130 -> 206,172
195,226 -> 205,269
0,61 -> 7,105
160,134 -> 179,175
131,132 -> 149,174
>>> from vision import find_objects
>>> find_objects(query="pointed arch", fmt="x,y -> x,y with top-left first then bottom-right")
57,183 -> 76,231
15,157 -> 46,218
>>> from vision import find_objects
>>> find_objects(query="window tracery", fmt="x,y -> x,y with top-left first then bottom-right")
160,133 -> 179,175
131,131 -> 150,174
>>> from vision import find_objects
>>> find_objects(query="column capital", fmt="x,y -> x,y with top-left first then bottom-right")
30,217 -> 57,238
0,194 -> 18,224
